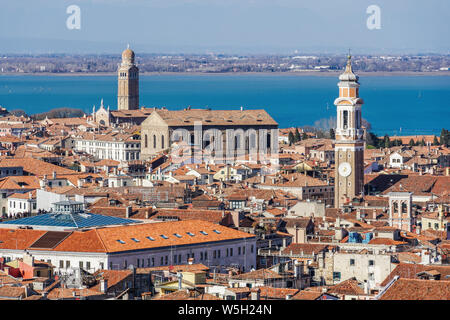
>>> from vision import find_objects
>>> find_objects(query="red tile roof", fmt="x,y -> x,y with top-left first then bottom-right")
379,278 -> 450,300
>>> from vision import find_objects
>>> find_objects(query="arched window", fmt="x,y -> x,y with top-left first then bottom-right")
144,134 -> 148,148
153,135 -> 156,149
393,202 -> 399,213
161,135 -> 164,149
343,110 -> 348,129
401,202 -> 407,214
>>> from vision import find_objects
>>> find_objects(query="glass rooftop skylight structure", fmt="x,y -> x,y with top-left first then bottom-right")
0,200 -> 138,231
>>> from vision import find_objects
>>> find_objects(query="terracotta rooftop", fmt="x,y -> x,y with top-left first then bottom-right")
379,278 -> 450,300
150,108 -> 278,127
380,263 -> 450,287
11,220 -> 255,254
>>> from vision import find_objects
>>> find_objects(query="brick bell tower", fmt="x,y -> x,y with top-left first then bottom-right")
334,55 -> 365,208
118,45 -> 139,111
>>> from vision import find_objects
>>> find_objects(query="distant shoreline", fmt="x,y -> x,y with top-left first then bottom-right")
1,71 -> 449,77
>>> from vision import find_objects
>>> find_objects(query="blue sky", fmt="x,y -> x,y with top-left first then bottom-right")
1,0 -> 449,54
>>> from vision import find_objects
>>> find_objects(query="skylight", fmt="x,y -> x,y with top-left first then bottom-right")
117,239 -> 125,244
186,232 -> 195,236
146,236 -> 155,241
160,234 -> 169,239
174,233 -> 182,238
131,238 -> 140,242
200,231 -> 208,235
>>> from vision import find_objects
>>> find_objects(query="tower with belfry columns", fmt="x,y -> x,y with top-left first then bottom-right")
334,55 -> 365,208
117,45 -> 139,111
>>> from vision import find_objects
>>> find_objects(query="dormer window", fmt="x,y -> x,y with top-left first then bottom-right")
200,231 -> 208,235
117,239 -> 125,244
160,234 -> 169,239
186,232 -> 195,237
174,233 -> 182,238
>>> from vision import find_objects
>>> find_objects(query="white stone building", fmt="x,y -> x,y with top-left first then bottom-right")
73,131 -> 140,161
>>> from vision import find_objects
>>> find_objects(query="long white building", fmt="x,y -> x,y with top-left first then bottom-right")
0,219 -> 257,275
73,131 -> 140,161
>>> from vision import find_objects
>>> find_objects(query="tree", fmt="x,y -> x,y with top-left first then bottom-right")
419,138 -> 425,146
302,132 -> 308,140
440,129 -> 449,147
366,132 -> 380,148
288,132 -> 295,145
409,139 -> 415,147
294,128 -> 301,142
433,135 -> 439,146
329,128 -> 335,140
383,134 -> 391,148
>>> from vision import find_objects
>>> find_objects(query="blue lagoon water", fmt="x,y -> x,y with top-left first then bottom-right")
0,74 -> 449,136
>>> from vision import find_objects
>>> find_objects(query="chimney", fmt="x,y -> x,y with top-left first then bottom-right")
364,281 -> 369,295
356,209 -> 361,220
100,279 -> 108,293
187,257 -> 194,265
177,272 -> 183,290
77,179 -> 84,188
125,206 -> 132,218
231,211 -> 240,228
145,208 -> 151,219
294,260 -> 301,279
260,175 -> 265,184
23,251 -> 34,266
52,171 -> 56,180
250,288 -> 260,300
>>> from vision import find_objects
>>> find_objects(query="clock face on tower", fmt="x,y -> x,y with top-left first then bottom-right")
338,162 -> 352,177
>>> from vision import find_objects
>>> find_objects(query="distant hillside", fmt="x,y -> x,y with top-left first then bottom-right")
31,108 -> 86,120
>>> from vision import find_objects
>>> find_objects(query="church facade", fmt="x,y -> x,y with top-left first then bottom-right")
92,47 -> 279,165
140,108 -> 279,163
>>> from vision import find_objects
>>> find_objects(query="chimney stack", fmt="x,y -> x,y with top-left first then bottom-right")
100,279 -> 108,293
250,288 -> 260,300
125,206 -> 132,218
